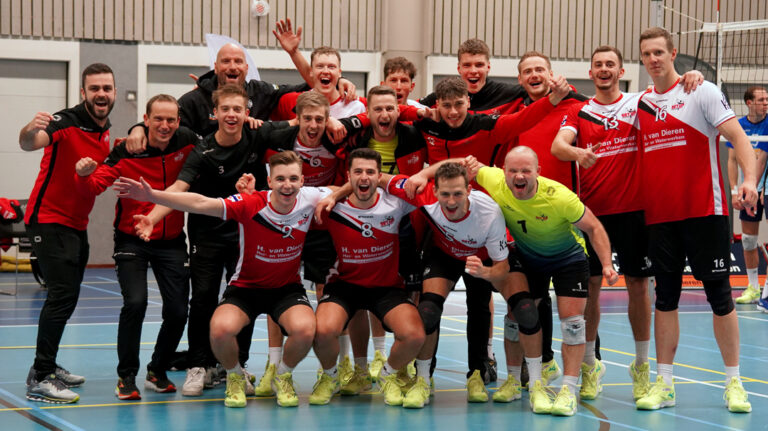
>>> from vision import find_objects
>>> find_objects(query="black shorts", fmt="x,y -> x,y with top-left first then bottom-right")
739,196 -> 766,222
398,217 -> 423,292
523,259 -> 590,299
219,283 -> 312,335
320,281 -> 415,331
422,246 -> 516,285
647,215 -> 731,280
302,230 -> 337,284
586,211 -> 652,278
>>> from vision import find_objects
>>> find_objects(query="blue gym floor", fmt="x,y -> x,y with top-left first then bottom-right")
0,268 -> 766,431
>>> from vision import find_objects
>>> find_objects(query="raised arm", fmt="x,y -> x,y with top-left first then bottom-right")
274,19 -> 312,85
19,112 -> 53,151
114,177 -> 222,218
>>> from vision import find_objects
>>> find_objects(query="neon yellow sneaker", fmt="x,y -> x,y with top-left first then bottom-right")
724,377 -> 752,413
629,360 -> 651,400
579,360 -> 605,400
551,385 -> 577,416
466,369 -> 489,403
338,356 -> 354,386
403,376 -> 431,408
407,360 -> 417,378
253,362 -> 276,396
542,359 -> 562,385
636,376 -> 675,410
224,373 -> 246,408
529,379 -> 554,414
340,365 -> 372,395
369,350 -> 387,382
735,284 -> 761,304
272,371 -> 298,407
380,373 -> 405,406
492,376 -> 522,402
309,373 -> 339,405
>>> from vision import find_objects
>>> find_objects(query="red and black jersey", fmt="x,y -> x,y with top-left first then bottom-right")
262,126 -> 345,187
420,79 -> 528,116
514,92 -> 589,192
74,126 -> 200,240
270,92 -> 366,121
338,120 -> 428,176
25,102 -> 111,230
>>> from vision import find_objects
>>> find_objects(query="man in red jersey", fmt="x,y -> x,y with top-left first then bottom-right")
634,26 -> 756,413
20,63 -> 116,404
115,151 -> 331,409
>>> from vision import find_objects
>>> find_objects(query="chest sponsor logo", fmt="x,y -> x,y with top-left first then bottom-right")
407,154 -> 420,165
426,136 -> 436,146
173,152 -> 184,162
380,215 -> 395,228
621,107 -> 636,119
297,213 -> 311,227
535,214 -> 548,221
670,99 -> 685,110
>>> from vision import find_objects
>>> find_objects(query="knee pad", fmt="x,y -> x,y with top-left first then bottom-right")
507,291 -> 540,335
654,273 -> 682,312
561,315 -> 586,345
504,315 -> 519,342
704,279 -> 735,316
418,292 -> 445,334
742,233 -> 759,251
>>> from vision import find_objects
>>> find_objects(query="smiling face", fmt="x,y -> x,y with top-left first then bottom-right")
311,53 -> 341,100
437,95 -> 470,129
458,53 -> 490,94
144,100 -> 179,149
589,51 -> 624,92
368,93 -> 399,141
81,73 -> 116,124
504,150 -> 540,200
517,56 -> 552,100
214,44 -> 248,87
213,94 -> 248,137
348,157 -> 381,206
434,175 -> 470,221
297,106 -> 327,148
383,70 -> 415,104
267,162 -> 304,209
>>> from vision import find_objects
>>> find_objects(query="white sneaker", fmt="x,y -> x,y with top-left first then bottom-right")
182,367 -> 206,396
243,369 -> 255,396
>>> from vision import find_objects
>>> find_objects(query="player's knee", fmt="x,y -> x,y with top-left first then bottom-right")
561,315 -> 586,345
507,291 -> 540,335
504,315 -> 519,342
704,278 -> 735,316
742,233 -> 759,251
654,274 -> 682,312
418,292 -> 445,334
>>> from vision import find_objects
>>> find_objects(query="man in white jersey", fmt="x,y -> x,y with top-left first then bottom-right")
114,151 -> 332,409
634,26 -> 756,413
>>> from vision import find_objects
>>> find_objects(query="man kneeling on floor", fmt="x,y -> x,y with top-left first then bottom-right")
114,151 -> 332,408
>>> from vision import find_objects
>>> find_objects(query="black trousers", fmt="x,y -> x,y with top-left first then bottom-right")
464,273 -> 493,375
114,234 -> 189,378
186,241 -> 254,368
27,223 -> 89,376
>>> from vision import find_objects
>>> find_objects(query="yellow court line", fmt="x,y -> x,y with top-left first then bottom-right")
443,315 -> 768,385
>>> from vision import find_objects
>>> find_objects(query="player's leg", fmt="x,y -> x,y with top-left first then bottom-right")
310,281 -> 353,405
209,289 -> 253,408
736,201 -> 763,303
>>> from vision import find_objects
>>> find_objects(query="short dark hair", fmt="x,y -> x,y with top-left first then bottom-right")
269,150 -> 303,171
458,38 -> 490,60
434,77 -> 468,100
310,46 -> 341,66
383,57 -> 417,80
212,83 -> 248,108
296,91 -> 330,117
518,51 -> 551,72
744,86 -> 767,103
81,63 -> 114,88
367,85 -> 397,101
347,147 -> 382,172
640,27 -> 675,52
434,162 -> 469,188
591,45 -> 624,68
146,94 -> 178,116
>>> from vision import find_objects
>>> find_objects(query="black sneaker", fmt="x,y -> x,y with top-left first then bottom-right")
27,373 -> 80,404
145,370 -> 177,393
116,375 -> 141,400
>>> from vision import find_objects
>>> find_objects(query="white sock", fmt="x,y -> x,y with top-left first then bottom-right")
507,366 -> 521,381
416,359 -> 431,378
635,340 -> 650,365
354,357 -> 367,370
323,366 -> 338,378
381,361 -> 396,377
748,267 -> 759,289
562,375 -> 579,395
276,360 -> 293,375
525,356 -> 543,383
226,365 -> 244,376
583,340 -> 596,366
658,363 -> 674,385
487,339 -> 494,358
373,336 -> 386,353
725,366 -> 740,383
338,335 -> 351,362
268,347 -> 282,365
